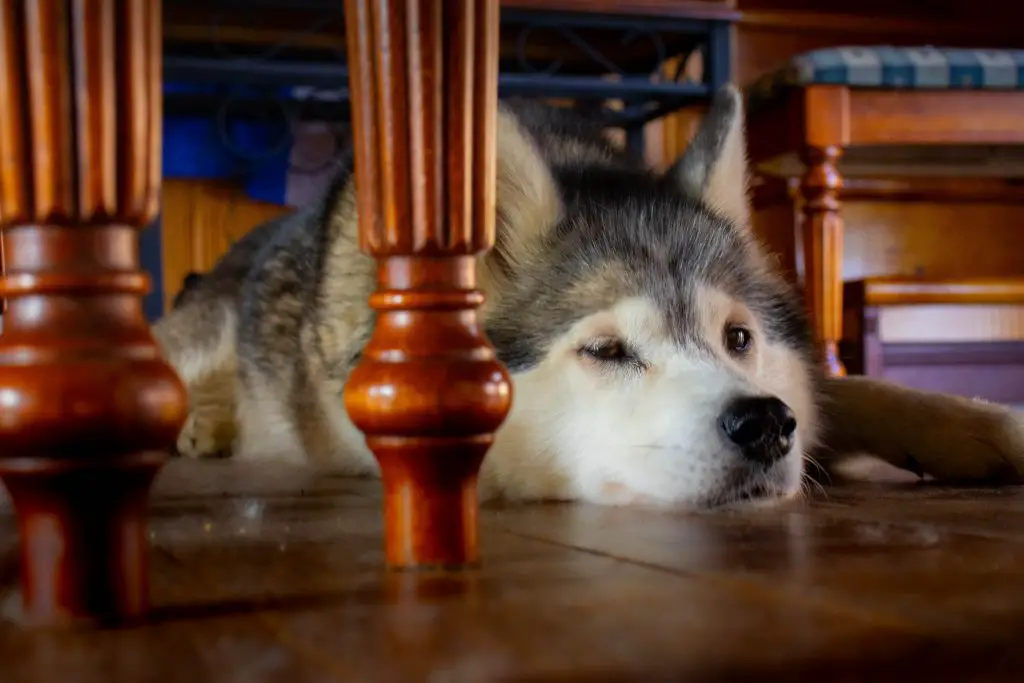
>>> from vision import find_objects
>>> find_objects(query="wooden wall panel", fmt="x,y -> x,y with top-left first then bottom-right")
160,179 -> 292,312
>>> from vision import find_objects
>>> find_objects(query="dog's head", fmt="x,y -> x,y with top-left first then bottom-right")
478,87 -> 820,508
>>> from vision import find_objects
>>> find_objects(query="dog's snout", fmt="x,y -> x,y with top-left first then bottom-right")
719,396 -> 797,465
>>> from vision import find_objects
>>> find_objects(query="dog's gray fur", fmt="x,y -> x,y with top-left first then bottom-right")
153,86 -> 1024,507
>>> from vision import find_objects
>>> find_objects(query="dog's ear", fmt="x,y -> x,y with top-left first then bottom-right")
664,85 -> 750,227
483,106 -> 562,283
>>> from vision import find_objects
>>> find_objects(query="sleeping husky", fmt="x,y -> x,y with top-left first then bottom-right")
153,85 -> 1024,507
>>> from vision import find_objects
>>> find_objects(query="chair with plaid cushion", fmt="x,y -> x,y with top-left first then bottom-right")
745,47 -> 1024,376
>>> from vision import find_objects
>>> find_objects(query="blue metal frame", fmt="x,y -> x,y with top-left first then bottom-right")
163,6 -> 733,153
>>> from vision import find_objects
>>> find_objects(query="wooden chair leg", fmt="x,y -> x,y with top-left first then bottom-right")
0,2 -> 186,626
341,0 -> 511,568
800,145 -> 846,377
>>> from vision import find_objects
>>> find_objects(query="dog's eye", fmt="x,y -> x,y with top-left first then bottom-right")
725,325 -> 753,355
581,339 -> 631,362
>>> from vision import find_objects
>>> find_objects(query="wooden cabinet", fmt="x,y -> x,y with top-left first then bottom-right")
160,179 -> 292,312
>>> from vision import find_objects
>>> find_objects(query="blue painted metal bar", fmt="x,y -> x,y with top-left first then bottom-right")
706,21 -> 731,91
163,56 -> 710,100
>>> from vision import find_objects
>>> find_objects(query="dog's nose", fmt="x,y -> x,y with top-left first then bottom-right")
719,396 -> 797,465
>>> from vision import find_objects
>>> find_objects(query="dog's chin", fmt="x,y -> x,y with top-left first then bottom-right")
709,483 -> 799,511
589,466 -> 798,512
699,462 -> 802,511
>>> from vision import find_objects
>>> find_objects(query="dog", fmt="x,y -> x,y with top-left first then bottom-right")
171,271 -> 206,310
152,85 -> 1024,508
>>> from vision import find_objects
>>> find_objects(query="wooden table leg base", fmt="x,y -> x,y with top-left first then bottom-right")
0,1 -> 178,629
0,455 -> 164,628
375,440 -> 490,569
345,259 -> 512,570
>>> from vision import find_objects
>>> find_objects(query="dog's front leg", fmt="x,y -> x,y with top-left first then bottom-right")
815,375 -> 1024,484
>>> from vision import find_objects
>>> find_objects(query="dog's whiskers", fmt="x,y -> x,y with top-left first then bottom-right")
799,472 -> 829,501
802,452 -> 833,485
799,452 -> 831,501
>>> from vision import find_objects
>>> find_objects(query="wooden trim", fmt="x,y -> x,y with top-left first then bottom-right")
847,277 -> 1024,307
848,90 -> 1024,146
750,88 -> 1024,163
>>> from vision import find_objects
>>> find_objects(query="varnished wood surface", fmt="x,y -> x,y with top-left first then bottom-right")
341,0 -> 511,569
851,276 -> 1024,307
0,0 -> 186,626
2,460 -> 1024,681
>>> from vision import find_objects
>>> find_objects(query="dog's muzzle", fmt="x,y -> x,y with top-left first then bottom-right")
719,396 -> 797,465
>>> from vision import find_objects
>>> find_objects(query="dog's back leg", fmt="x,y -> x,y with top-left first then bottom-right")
816,375 -> 1024,483
153,299 -> 240,458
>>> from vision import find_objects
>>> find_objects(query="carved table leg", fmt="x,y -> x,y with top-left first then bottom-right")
1,233 -> 5,317
799,145 -> 846,377
0,2 -> 186,626
341,0 -> 511,568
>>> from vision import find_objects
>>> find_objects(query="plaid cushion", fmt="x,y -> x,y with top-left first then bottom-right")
747,46 -> 1024,105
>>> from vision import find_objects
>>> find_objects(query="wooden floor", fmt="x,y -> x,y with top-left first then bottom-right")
2,460 -> 1024,682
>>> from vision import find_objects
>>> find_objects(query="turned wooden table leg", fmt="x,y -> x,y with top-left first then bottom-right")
799,145 -> 846,377
0,2 -> 186,626
341,0 -> 511,568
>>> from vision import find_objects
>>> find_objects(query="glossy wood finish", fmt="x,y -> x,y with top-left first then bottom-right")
800,145 -> 845,376
0,1 -> 187,627
747,82 -> 1024,379
0,233 -> 5,316
4,460 -> 1024,680
341,0 -> 511,568
852,276 -> 1024,307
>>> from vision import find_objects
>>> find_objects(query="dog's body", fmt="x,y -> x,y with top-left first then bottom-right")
154,87 -> 1024,507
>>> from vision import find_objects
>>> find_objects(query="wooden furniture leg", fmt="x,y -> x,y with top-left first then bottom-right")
1,232 -> 5,318
799,144 -> 846,377
0,2 -> 186,626
341,0 -> 512,568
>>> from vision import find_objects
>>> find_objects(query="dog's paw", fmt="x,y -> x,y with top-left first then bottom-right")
820,376 -> 1024,486
175,410 -> 232,459
960,407 -> 1024,483
904,402 -> 1024,485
